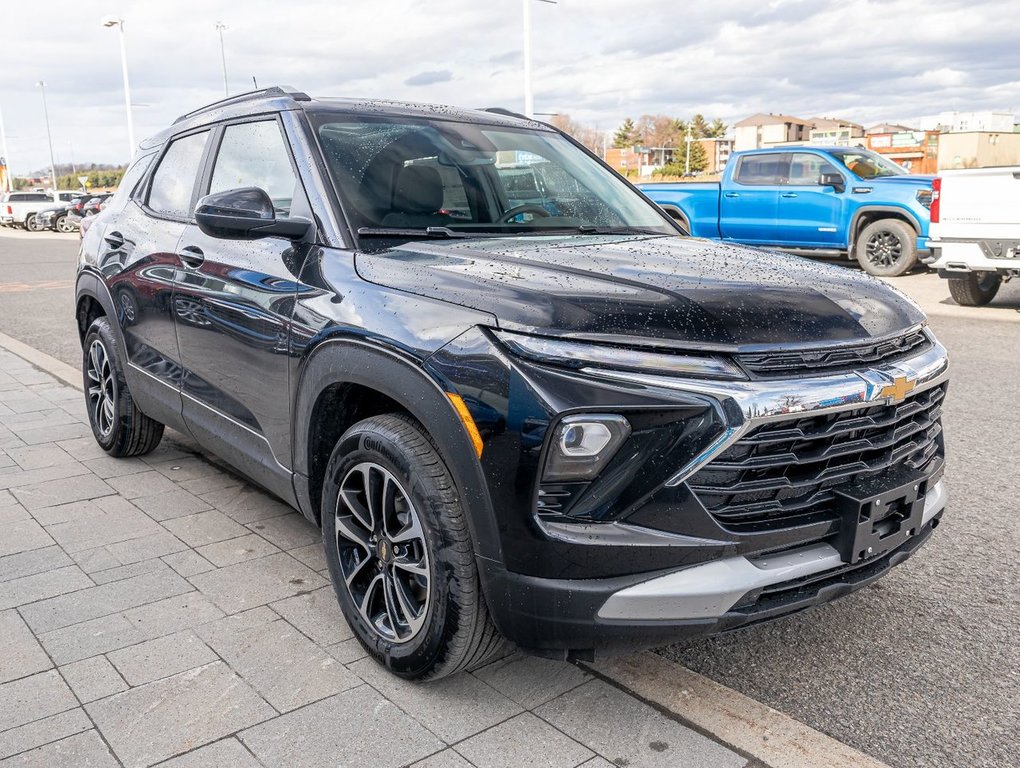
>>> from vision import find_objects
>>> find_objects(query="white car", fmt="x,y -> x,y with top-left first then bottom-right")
0,190 -> 80,230
926,166 -> 1020,305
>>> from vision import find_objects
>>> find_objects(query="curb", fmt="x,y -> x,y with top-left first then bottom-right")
0,331 -> 889,768
0,330 -> 82,389
584,652 -> 890,768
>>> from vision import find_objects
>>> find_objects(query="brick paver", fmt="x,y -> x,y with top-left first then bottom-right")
0,346 -> 746,768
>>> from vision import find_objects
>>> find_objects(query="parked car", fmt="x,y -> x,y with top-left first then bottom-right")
637,147 -> 935,277
81,193 -> 114,217
35,196 -> 90,233
75,88 -> 949,680
926,167 -> 1020,305
1,189 -> 80,230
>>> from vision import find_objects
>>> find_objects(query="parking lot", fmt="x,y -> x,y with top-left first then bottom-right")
1,230 -> 1018,767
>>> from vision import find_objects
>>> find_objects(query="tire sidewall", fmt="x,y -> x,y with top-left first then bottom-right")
321,421 -> 461,678
82,318 -> 132,453
857,220 -> 917,277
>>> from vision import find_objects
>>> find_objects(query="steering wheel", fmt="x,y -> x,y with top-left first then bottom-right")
500,205 -> 552,223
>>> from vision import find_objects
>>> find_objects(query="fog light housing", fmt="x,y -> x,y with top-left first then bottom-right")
542,415 -> 631,482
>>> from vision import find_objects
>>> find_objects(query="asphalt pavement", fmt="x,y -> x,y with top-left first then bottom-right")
1,229 -> 1018,768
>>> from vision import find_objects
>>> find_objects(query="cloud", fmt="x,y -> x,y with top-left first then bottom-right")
404,70 -> 454,87
0,0 -> 1015,173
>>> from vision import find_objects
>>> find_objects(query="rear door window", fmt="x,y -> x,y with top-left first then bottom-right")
147,131 -> 210,218
734,154 -> 786,185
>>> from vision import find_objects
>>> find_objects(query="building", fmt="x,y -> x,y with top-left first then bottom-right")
867,123 -> 915,135
919,111 -> 1016,133
867,130 -> 940,174
808,117 -> 865,146
696,137 -> 734,174
733,114 -> 812,151
605,146 -> 651,176
937,131 -> 1020,170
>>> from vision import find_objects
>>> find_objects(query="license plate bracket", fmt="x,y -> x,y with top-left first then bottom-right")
833,476 -> 929,564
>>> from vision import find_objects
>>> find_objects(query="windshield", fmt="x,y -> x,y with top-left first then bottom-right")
827,148 -> 907,179
313,114 -> 674,240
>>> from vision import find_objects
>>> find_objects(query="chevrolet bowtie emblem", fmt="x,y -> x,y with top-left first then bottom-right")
878,375 -> 916,403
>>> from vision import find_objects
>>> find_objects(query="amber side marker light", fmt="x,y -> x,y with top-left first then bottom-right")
446,393 -> 484,458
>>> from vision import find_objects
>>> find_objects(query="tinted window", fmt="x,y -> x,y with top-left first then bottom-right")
148,131 -> 210,218
734,154 -> 785,185
787,153 -> 841,185
110,153 -> 156,207
210,120 -> 298,217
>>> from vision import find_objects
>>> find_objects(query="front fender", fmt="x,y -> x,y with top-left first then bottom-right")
290,336 -> 503,565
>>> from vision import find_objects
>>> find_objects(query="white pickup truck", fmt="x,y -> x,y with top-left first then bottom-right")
0,190 -> 81,231
926,167 -> 1020,305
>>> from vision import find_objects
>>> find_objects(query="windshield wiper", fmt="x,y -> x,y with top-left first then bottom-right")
575,225 -> 671,236
357,226 -> 468,239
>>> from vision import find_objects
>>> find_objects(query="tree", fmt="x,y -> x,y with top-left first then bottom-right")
689,114 -> 710,139
633,114 -> 683,150
549,114 -> 605,155
612,118 -> 637,148
706,118 -> 728,138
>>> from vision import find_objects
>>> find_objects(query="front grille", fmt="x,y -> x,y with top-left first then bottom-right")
737,330 -> 931,379
689,383 -> 946,533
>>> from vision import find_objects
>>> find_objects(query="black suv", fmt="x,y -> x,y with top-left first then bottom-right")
75,87 -> 949,680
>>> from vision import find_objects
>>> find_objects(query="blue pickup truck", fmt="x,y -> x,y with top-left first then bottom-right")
637,146 -> 934,276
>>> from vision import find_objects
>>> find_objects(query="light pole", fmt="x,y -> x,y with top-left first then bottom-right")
522,0 -> 556,119
0,106 -> 11,193
102,17 -> 135,159
35,82 -> 58,191
215,22 -> 229,97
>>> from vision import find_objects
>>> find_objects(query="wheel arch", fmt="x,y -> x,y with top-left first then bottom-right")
292,337 -> 503,564
850,206 -> 922,253
657,204 -> 691,235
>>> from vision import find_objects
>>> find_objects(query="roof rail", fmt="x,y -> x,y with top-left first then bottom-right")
481,107 -> 531,121
174,86 -> 311,124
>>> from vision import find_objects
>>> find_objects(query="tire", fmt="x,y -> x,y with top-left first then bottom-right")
321,413 -> 506,680
947,272 -> 1002,306
25,214 -> 45,232
82,317 -> 164,457
856,219 -> 917,277
54,214 -> 76,233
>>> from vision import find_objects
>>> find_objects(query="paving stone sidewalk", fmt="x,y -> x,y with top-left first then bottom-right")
0,345 -> 747,768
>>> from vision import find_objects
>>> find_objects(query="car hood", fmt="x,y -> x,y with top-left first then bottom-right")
355,235 -> 926,350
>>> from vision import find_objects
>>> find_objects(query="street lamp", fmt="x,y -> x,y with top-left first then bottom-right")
215,22 -> 229,97
35,82 -> 58,192
102,16 -> 135,159
522,0 -> 556,119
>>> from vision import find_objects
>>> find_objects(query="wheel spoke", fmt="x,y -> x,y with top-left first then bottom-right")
342,548 -> 375,587
382,573 -> 407,637
358,572 -> 385,622
390,513 -> 424,545
334,513 -> 371,552
390,572 -> 425,633
392,553 -> 428,577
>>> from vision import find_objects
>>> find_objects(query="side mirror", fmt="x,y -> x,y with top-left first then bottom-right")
195,187 -> 312,240
819,172 -> 846,193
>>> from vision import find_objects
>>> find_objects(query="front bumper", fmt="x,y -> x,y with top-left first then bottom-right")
470,333 -> 950,655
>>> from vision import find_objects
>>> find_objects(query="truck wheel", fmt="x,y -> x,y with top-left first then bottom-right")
25,214 -> 45,232
321,413 -> 506,680
947,272 -> 1002,306
82,317 -> 165,457
666,210 -> 690,235
856,219 -> 917,277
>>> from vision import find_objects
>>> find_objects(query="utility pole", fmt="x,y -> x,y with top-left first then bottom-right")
216,22 -> 229,97
522,0 -> 556,118
35,82 -> 58,191
685,125 -> 692,175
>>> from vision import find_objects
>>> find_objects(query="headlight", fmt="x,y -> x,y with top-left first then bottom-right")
493,329 -> 745,380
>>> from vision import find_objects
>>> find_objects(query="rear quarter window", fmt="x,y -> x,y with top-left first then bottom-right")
734,155 -> 786,185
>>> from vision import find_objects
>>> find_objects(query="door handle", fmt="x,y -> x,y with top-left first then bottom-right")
781,192 -> 798,198
179,245 -> 205,269
723,192 -> 740,198
104,231 -> 125,249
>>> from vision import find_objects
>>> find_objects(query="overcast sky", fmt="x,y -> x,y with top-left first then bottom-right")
1,0 -> 1017,173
